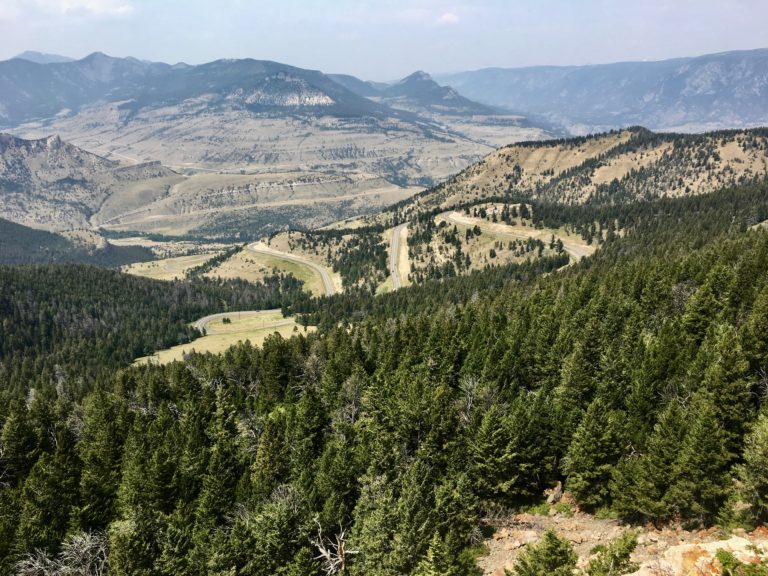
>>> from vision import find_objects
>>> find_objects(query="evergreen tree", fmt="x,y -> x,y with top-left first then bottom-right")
610,400 -> 686,522
663,393 -> 731,525
735,413 -> 768,524
563,399 -> 624,510
507,530 -> 577,576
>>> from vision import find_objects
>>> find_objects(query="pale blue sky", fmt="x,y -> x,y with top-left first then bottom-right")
0,0 -> 765,79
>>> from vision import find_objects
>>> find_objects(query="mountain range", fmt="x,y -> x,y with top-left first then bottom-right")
0,53 -> 533,194
437,48 -> 768,133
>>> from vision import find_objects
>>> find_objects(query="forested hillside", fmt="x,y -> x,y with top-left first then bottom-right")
1,178 -> 767,574
0,218 -> 153,266
0,266 -> 309,402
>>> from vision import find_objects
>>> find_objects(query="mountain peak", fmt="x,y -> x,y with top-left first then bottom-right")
401,70 -> 434,84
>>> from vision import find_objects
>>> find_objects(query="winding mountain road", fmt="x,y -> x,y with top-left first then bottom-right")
246,242 -> 336,296
389,223 -> 408,290
441,211 -> 593,261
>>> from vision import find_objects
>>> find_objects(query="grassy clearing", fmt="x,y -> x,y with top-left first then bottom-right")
376,277 -> 393,295
135,311 -> 313,365
122,253 -> 218,281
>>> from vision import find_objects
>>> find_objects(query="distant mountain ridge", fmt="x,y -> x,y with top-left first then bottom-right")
13,51 -> 74,64
0,52 -> 411,127
436,48 -> 768,132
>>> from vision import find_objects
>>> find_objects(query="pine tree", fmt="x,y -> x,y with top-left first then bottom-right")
76,391 -> 127,531
663,393 -> 731,525
610,400 -> 686,522
508,530 -> 577,576
563,399 -> 624,510
735,413 -> 768,524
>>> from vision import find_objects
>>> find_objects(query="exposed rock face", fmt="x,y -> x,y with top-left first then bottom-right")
0,133 -> 179,230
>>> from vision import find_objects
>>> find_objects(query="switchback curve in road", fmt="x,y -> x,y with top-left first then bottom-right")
246,242 -> 336,296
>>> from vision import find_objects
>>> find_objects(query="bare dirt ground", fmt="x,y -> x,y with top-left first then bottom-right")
480,500 -> 768,576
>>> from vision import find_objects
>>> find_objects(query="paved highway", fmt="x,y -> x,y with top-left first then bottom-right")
389,223 -> 408,290
247,242 -> 336,296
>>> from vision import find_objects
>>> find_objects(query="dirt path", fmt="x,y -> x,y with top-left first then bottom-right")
389,223 -> 408,290
442,211 -> 594,261
246,242 -> 336,296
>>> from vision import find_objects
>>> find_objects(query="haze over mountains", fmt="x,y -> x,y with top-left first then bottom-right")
1,47 -> 766,240
437,48 -> 768,133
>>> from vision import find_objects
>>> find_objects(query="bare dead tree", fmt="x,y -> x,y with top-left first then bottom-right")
458,374 -> 480,426
312,520 -> 358,576
756,367 -> 768,404
15,549 -> 56,576
58,531 -> 109,576
15,531 -> 109,576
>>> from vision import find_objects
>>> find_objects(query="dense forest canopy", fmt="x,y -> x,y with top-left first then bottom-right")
1,156 -> 768,573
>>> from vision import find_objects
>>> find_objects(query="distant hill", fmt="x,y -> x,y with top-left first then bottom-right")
406,126 -> 768,210
437,48 -> 768,132
13,51 -> 74,64
0,217 -> 152,266
0,133 -> 181,230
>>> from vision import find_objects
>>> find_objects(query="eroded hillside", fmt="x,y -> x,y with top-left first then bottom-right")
411,127 -> 768,211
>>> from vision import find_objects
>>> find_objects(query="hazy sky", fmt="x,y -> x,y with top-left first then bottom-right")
0,0 -> 765,79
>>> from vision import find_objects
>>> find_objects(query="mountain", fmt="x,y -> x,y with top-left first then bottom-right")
437,48 -> 768,132
331,70 -> 498,116
0,53 -> 418,128
381,71 -> 497,116
0,133 -> 181,230
1,53 -> 542,202
0,217 -> 152,266
13,50 -> 74,64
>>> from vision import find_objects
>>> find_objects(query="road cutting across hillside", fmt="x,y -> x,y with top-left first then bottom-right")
246,241 -> 336,296
389,223 -> 408,290
440,210 -> 595,261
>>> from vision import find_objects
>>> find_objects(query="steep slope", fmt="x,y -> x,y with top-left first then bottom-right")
438,48 -> 768,132
0,133 -> 181,230
0,217 -> 153,266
